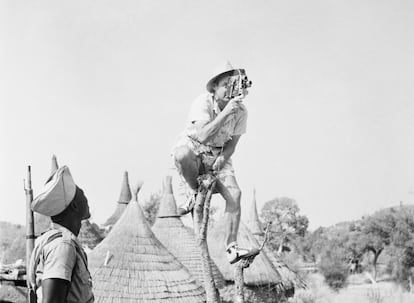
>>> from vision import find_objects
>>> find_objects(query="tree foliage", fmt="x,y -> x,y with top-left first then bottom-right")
0,222 -> 26,263
142,191 -> 162,226
261,197 -> 309,254
360,207 -> 407,280
384,207 -> 414,288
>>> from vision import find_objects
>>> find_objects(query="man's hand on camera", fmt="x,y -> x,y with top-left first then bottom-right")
222,98 -> 244,116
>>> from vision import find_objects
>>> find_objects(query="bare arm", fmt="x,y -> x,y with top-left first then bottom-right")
222,134 -> 241,161
42,278 -> 70,303
192,99 -> 244,144
213,135 -> 242,171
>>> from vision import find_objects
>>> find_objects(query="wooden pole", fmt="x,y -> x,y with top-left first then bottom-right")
234,222 -> 271,303
24,165 -> 36,302
234,262 -> 246,303
193,174 -> 220,303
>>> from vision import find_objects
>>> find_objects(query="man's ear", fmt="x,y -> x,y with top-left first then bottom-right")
70,200 -> 80,213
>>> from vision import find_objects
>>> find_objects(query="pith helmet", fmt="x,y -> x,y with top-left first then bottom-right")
31,166 -> 77,216
206,61 -> 239,93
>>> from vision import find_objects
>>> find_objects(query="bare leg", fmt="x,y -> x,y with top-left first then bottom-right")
215,175 -> 241,246
173,145 -> 201,191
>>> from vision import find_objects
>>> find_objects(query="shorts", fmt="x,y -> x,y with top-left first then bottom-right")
170,135 -> 236,206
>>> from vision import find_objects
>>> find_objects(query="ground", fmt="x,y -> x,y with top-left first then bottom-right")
290,272 -> 414,303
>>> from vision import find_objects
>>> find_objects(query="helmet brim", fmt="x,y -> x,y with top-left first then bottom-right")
206,69 -> 239,93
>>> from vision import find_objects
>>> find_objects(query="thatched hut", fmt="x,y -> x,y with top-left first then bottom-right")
207,217 -> 287,303
245,189 -> 264,237
152,176 -> 225,289
246,190 -> 306,296
88,185 -> 206,302
102,171 -> 132,231
78,219 -> 104,252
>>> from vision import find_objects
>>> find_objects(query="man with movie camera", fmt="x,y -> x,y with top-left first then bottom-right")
172,61 -> 258,264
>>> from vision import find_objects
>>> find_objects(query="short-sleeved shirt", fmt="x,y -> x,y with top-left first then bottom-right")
29,224 -> 94,303
186,93 -> 248,147
172,93 -> 248,155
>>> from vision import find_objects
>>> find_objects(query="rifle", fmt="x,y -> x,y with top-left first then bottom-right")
24,165 -> 37,302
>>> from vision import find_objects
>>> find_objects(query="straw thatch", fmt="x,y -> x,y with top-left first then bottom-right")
78,219 -> 104,252
155,176 -> 181,219
152,176 -> 225,289
102,171 -> 133,229
50,154 -> 59,175
246,194 -> 306,291
88,185 -> 206,302
207,217 -> 283,290
245,189 -> 264,236
261,245 -> 306,291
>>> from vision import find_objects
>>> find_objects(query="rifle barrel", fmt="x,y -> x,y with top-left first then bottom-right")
25,165 -> 35,300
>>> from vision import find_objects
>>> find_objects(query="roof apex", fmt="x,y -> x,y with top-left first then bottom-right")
117,171 -> 132,203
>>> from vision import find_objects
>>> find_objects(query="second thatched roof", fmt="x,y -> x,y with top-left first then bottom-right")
88,186 -> 206,302
246,192 -> 306,291
207,217 -> 284,291
152,176 -> 225,289
102,171 -> 133,229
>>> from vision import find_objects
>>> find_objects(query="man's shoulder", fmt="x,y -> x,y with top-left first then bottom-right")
192,92 -> 213,107
38,228 -> 77,255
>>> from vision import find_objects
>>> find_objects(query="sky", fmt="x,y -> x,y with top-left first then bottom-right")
1,0 -> 414,230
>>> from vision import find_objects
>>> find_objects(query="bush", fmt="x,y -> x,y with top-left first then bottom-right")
386,244 -> 414,290
318,258 -> 349,290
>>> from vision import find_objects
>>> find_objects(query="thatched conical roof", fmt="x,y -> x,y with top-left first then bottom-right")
50,154 -> 59,175
88,185 -> 206,302
102,171 -> 134,228
118,171 -> 132,203
156,176 -> 181,218
152,176 -> 225,289
261,245 -> 306,290
245,188 -> 264,236
247,196 -> 306,290
78,219 -> 104,252
207,217 -> 284,290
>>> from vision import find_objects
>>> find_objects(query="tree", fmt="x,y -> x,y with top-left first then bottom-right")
297,227 -> 326,263
261,197 -> 309,255
361,208 -> 396,280
2,236 -> 26,264
308,227 -> 351,290
318,244 -> 349,290
388,207 -> 414,289
142,191 -> 162,226
0,222 -> 25,263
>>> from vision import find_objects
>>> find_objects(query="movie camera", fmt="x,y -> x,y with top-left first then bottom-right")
225,69 -> 252,100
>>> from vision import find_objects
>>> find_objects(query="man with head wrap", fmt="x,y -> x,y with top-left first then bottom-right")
28,165 -> 94,303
